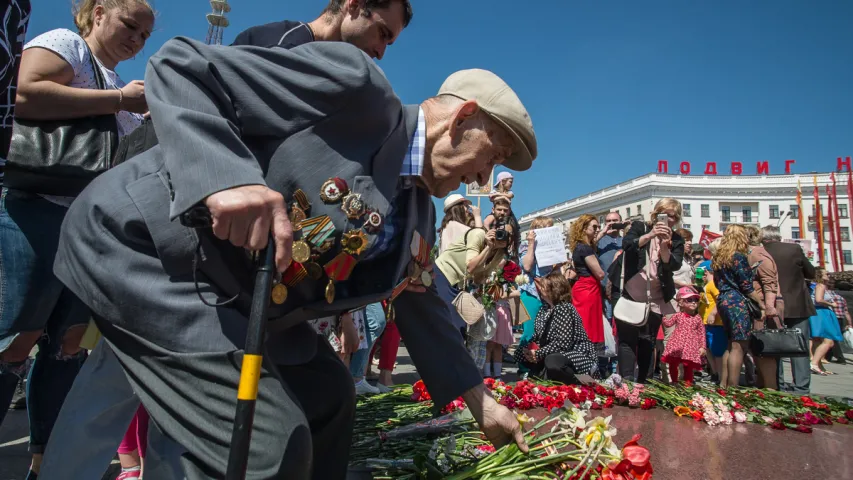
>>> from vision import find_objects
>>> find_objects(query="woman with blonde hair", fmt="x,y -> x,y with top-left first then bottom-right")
615,198 -> 685,383
0,0 -> 153,477
568,214 -> 606,353
712,224 -> 765,388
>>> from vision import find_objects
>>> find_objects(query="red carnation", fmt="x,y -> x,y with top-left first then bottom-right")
769,420 -> 786,430
690,411 -> 703,422
411,380 -> 431,402
503,261 -> 522,283
640,398 -> 657,410
793,425 -> 813,434
837,417 -> 849,425
845,410 -> 853,420
604,397 -> 614,408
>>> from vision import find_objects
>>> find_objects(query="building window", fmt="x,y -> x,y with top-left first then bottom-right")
845,250 -> 852,265
790,205 -> 799,219
721,206 -> 731,222
599,215 -> 605,225
702,224 -> 710,231
742,206 -> 752,223
701,204 -> 710,218
637,205 -> 642,216
626,207 -> 631,217
842,227 -> 850,242
683,204 -> 691,217
769,205 -> 779,219
841,205 -> 849,219
682,224 -> 691,231
791,227 -> 800,239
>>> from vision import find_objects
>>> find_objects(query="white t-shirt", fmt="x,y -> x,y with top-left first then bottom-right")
25,28 -> 143,137
24,29 -> 143,204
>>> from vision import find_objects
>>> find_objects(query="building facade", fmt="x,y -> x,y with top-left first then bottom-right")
518,171 -> 850,271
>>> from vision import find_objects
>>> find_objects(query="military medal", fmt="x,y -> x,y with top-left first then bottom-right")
407,261 -> 422,280
315,238 -> 335,254
282,262 -> 308,287
320,178 -> 348,203
270,283 -> 288,305
289,205 -> 307,226
292,240 -> 312,264
304,262 -> 323,280
300,215 -> 336,246
420,269 -> 433,287
341,193 -> 367,220
325,280 -> 336,304
342,230 -> 369,256
363,211 -> 383,233
324,252 -> 357,282
410,232 -> 430,266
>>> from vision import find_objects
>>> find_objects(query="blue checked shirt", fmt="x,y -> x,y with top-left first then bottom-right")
362,107 -> 425,261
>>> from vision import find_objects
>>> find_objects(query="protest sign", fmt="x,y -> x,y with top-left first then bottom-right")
533,226 -> 568,267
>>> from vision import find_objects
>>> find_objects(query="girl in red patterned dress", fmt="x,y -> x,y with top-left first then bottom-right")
661,286 -> 707,384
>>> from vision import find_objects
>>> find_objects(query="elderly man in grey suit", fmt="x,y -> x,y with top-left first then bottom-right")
48,37 -> 537,479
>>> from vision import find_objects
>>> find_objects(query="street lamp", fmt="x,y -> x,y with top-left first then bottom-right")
776,210 -> 791,227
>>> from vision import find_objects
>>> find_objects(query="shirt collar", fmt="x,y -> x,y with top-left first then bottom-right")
400,107 -> 425,178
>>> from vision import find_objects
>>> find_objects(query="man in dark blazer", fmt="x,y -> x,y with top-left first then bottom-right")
762,226 -> 816,393
48,38 -> 536,479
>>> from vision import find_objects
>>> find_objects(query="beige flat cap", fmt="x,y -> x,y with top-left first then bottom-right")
438,69 -> 537,171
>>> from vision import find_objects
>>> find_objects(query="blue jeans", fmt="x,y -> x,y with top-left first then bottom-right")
349,303 -> 386,378
0,187 -> 89,452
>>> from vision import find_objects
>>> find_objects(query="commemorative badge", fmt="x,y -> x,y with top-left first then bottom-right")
341,193 -> 367,220
270,283 -> 288,305
319,178 -> 348,203
363,210 -> 383,233
342,230 -> 369,256
292,240 -> 312,264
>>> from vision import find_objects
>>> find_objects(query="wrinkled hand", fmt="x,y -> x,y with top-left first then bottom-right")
120,80 -> 147,114
204,185 -> 293,272
476,393 -> 528,452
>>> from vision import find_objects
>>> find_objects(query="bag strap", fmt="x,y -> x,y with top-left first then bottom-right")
82,38 -> 109,91
644,248 -> 652,301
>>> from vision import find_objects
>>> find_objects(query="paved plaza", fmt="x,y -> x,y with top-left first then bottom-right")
2,346 -> 852,479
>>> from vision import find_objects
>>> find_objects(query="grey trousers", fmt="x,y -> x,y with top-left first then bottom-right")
41,325 -> 355,479
776,316 -> 811,394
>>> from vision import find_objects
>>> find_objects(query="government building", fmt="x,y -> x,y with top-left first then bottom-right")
517,171 -> 849,272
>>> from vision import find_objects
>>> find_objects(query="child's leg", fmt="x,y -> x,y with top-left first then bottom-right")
682,364 -> 695,384
117,409 -> 142,477
667,359 -> 680,384
136,405 -> 149,460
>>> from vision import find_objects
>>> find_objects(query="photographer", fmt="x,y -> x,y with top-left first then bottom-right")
435,197 -> 516,339
614,198 -> 686,383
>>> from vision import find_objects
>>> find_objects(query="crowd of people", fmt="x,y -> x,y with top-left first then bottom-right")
0,1 -> 848,479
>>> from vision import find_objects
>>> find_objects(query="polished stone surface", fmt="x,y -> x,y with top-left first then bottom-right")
596,406 -> 853,480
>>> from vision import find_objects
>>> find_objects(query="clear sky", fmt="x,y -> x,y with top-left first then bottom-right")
26,0 -> 853,219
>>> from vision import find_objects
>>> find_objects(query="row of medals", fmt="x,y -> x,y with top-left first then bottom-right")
268,178 -> 431,308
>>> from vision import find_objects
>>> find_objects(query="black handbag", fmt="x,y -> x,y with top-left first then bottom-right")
749,328 -> 809,357
4,41 -> 118,197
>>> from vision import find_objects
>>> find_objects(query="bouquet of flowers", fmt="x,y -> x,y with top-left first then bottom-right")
479,260 -> 529,310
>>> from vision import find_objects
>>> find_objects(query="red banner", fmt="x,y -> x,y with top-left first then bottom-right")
699,228 -> 723,260
831,173 -> 845,271
826,185 -> 839,272
814,176 -> 825,268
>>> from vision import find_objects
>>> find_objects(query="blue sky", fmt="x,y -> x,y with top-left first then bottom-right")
27,0 -> 853,218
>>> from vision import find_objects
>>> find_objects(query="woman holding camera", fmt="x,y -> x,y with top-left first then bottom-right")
614,198 -> 686,383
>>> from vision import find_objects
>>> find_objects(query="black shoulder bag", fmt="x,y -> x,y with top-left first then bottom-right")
5,41 -> 119,197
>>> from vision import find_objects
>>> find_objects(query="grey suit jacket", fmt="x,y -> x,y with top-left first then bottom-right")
763,241 -> 817,319
54,38 -> 481,407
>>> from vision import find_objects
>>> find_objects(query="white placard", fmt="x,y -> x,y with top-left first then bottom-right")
533,226 -> 568,267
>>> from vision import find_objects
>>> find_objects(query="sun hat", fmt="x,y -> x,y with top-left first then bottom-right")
443,194 -> 470,212
437,69 -> 537,171
493,171 -> 514,188
677,286 -> 700,300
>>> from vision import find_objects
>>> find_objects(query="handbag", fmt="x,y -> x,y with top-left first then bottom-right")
452,277 -> 485,326
5,40 -> 118,197
749,327 -> 809,357
468,307 -> 497,341
613,248 -> 651,327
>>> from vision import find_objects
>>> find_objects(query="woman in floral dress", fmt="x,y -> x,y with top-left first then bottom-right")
713,225 -> 764,388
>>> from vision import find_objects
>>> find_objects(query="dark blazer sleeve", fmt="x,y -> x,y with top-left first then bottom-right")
393,288 -> 483,407
145,37 -> 382,220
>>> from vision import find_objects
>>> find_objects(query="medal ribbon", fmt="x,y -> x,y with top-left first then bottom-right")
301,215 -> 335,246
324,252 -> 357,281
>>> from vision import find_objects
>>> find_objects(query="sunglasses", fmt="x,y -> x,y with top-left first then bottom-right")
681,297 -> 699,303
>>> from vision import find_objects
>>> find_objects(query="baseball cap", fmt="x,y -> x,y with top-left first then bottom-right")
677,286 -> 700,300
443,193 -> 470,212
438,69 -> 537,171
493,171 -> 514,187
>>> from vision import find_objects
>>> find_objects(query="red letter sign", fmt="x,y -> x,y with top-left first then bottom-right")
680,162 -> 691,175
756,161 -> 769,175
731,162 -> 742,175
785,159 -> 795,174
657,160 -> 668,173
838,157 -> 851,172
704,163 -> 717,175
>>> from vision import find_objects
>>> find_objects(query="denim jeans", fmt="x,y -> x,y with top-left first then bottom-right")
0,187 -> 89,451
349,303 -> 386,378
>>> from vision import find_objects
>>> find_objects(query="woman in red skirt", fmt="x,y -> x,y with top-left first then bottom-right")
568,215 -> 606,353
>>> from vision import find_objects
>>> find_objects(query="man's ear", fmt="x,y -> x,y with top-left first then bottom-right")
346,0 -> 364,16
448,100 -> 481,138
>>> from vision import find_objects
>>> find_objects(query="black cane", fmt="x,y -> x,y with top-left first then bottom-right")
181,206 -> 275,480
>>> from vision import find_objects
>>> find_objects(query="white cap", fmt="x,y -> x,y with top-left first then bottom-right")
443,194 -> 470,212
